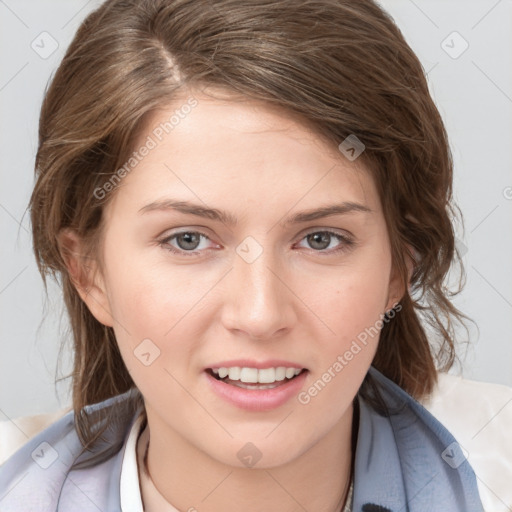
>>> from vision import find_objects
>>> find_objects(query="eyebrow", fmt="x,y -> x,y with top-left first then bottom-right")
138,199 -> 372,225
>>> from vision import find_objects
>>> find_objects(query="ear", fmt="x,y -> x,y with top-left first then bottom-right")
385,243 -> 415,312
57,228 -> 114,327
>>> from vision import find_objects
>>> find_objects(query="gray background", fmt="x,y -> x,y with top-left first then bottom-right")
1,0 -> 511,420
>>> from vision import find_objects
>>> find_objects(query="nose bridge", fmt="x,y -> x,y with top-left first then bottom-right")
224,236 -> 291,337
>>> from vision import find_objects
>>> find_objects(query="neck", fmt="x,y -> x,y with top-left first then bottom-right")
140,402 -> 356,512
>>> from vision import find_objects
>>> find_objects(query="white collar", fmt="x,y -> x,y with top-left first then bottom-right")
119,412 -> 145,512
120,412 -> 182,512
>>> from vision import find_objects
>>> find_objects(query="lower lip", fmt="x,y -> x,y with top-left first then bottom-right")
204,370 -> 308,412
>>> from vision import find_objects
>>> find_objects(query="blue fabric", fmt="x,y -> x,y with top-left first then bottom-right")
352,368 -> 484,511
0,367 -> 484,511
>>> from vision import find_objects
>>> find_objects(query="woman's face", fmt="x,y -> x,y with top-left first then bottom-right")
78,88 -> 403,468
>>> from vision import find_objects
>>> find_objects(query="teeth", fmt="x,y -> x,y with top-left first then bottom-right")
275,367 -> 286,381
218,367 -> 229,379
228,367 -> 241,380
241,367 -> 258,383
211,366 -> 302,384
285,368 -> 297,379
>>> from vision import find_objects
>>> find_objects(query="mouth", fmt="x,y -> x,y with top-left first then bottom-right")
204,364 -> 310,411
205,367 -> 308,390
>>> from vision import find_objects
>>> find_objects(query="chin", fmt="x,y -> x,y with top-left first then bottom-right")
211,436 -> 307,471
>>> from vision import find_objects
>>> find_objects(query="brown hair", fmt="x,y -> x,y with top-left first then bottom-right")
30,0 -> 469,457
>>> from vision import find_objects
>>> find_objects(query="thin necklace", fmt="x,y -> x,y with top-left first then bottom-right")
335,473 -> 352,512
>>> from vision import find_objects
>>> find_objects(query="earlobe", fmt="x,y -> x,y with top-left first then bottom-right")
57,228 -> 114,327
385,243 -> 416,312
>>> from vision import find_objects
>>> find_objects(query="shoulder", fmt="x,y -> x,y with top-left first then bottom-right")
0,406 -> 72,465
420,372 -> 512,512
356,367 -> 484,511
0,389 -> 142,511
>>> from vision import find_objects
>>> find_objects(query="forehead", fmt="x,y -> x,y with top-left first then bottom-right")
105,89 -> 378,218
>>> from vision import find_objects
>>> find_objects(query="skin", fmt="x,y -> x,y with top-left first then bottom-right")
61,86 -> 408,512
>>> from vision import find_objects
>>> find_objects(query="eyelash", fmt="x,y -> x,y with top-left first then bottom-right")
157,229 -> 355,257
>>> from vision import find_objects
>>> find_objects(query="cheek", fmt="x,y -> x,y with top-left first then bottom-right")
309,259 -> 390,339
336,274 -> 388,326
101,232 -> 191,334
105,269 -> 196,402
102,248 -> 216,380
299,251 -> 391,395
298,268 -> 388,409
98,240 -> 183,371
108,270 -> 190,348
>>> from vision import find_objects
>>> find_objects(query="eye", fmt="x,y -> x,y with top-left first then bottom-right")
158,229 -> 355,257
158,230 -> 216,255
296,230 -> 355,254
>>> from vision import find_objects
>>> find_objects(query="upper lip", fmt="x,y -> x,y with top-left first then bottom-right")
205,359 -> 307,370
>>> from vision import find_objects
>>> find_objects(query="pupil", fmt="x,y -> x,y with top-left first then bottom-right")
178,232 -> 200,250
309,232 -> 330,250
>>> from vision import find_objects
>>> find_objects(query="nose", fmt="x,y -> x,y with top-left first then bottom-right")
221,244 -> 295,340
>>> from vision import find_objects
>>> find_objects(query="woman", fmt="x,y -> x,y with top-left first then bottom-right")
0,0 -> 505,510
